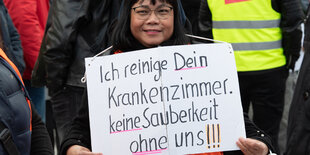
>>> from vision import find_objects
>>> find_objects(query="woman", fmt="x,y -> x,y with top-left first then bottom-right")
60,0 -> 273,155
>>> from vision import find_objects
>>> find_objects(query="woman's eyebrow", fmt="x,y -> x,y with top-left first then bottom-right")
137,3 -> 168,8
136,5 -> 149,8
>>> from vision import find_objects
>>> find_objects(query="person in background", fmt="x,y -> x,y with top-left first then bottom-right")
31,0 -> 122,151
0,0 -> 25,74
3,0 -> 50,122
0,44 -> 53,154
60,0 -> 275,155
286,4 -> 310,155
278,1 -> 307,154
31,0 -> 57,150
198,0 -> 303,153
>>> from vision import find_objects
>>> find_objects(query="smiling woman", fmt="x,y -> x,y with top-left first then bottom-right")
110,0 -> 189,52
130,1 -> 174,47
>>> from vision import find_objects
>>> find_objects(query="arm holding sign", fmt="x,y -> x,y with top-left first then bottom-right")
67,145 -> 102,155
237,138 -> 268,155
236,113 -> 274,155
60,90 -> 92,155
194,114 -> 273,155
237,113 -> 275,155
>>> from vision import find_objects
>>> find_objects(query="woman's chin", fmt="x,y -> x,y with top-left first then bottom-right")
142,41 -> 164,47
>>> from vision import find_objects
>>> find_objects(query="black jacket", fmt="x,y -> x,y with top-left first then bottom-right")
60,88 -> 274,155
31,0 -> 121,96
198,0 -> 303,70
286,6 -> 310,155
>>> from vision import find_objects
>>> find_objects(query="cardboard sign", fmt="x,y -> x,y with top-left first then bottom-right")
85,43 -> 245,155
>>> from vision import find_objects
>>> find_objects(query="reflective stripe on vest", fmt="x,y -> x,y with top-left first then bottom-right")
213,20 -> 280,29
232,40 -> 281,51
208,0 -> 286,71
0,48 -> 32,131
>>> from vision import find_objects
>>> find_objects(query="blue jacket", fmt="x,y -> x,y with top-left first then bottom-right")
0,49 -> 53,154
0,58 -> 31,154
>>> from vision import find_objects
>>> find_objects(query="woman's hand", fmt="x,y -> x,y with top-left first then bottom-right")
236,137 -> 269,155
67,145 -> 103,155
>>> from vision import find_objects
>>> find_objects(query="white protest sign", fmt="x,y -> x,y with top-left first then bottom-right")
85,43 -> 245,155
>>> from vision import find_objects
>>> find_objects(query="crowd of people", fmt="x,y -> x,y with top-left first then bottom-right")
0,0 -> 309,155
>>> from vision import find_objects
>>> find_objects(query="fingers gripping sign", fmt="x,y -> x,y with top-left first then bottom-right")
236,137 -> 269,155
67,145 -> 103,155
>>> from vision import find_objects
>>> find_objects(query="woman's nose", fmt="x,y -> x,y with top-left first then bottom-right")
145,11 -> 160,23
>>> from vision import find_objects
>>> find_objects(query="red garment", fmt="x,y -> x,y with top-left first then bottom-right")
4,0 -> 49,80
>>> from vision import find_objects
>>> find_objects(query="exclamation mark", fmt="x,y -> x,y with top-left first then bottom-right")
206,124 -> 210,149
217,124 -> 221,148
212,124 -> 215,148
100,66 -> 103,83
206,124 -> 221,149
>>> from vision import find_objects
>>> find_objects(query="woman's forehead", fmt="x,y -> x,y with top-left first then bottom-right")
136,0 -> 167,5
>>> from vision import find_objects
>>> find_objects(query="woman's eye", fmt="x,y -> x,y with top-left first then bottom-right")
137,10 -> 149,15
157,9 -> 169,14
158,9 -> 169,13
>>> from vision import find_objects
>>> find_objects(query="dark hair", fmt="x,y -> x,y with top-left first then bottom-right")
111,0 -> 189,52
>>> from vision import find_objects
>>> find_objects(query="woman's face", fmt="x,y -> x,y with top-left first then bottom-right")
130,0 -> 174,47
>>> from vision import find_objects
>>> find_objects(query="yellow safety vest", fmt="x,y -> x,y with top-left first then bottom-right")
208,0 -> 285,71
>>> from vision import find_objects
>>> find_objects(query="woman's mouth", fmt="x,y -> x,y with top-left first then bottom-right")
144,29 -> 161,34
